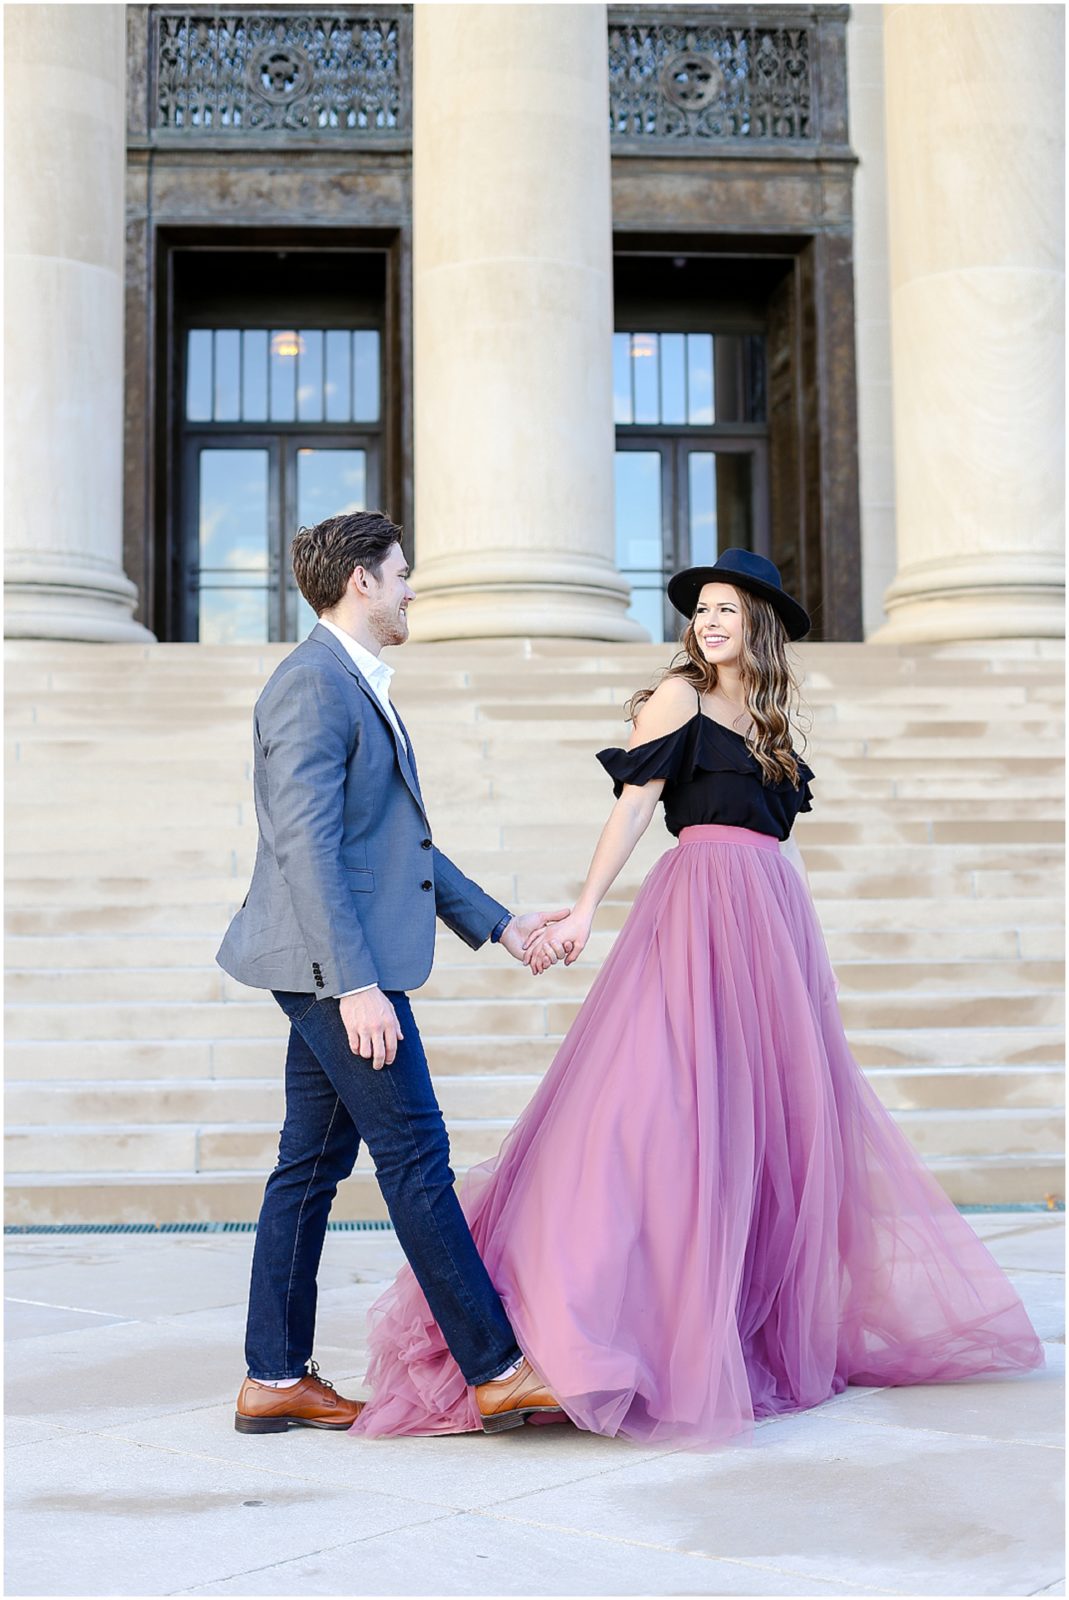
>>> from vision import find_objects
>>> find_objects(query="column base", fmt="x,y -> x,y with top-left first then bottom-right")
4,560 -> 155,644
870,552 -> 1065,644
407,552 -> 649,643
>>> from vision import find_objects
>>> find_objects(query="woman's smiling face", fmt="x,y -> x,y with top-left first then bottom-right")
693,583 -> 744,667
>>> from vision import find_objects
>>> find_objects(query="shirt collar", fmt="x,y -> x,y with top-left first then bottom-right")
318,616 -> 394,686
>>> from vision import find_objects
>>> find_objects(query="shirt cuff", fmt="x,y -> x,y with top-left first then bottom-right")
336,983 -> 378,998
489,913 -> 513,944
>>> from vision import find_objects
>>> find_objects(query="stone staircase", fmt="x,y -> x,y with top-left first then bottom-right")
4,637 -> 1064,1222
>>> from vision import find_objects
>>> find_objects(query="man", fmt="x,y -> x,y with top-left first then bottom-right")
217,510 -> 565,1436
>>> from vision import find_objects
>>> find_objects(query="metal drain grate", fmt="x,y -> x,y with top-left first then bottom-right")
3,1203 -> 1061,1236
4,1220 -> 397,1235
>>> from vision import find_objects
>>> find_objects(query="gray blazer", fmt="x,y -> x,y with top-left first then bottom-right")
216,624 -> 508,996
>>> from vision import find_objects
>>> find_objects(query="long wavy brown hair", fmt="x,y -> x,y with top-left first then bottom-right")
625,586 -> 810,788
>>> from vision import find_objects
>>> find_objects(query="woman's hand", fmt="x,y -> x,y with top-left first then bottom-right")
524,910 -> 592,975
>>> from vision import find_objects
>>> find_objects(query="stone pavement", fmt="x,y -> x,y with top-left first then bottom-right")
4,1213 -> 1064,1598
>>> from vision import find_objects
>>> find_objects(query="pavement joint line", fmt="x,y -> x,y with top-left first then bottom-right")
465,1507 -> 907,1595
812,1409 -> 1064,1451
159,1507 -> 467,1598
3,1293 -> 145,1319
53,1427 -> 474,1516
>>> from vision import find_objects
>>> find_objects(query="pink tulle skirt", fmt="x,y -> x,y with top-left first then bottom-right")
349,824 -> 1045,1446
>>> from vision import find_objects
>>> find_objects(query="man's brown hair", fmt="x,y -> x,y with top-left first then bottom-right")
291,511 -> 404,616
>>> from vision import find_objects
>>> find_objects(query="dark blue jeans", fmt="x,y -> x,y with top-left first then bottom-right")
245,989 -> 523,1388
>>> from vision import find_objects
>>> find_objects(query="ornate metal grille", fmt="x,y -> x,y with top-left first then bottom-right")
153,10 -> 408,134
608,12 -> 814,146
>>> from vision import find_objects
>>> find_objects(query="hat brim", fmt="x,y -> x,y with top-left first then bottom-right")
666,567 -> 811,641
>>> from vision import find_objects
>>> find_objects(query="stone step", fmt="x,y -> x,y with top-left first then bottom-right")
6,1101 -> 1063,1177
3,922 -> 1058,970
5,985 -> 1066,1042
8,1022 -> 1063,1085
12,788 -> 1064,829
5,692 -> 1065,733
5,724 -> 1061,775
2,1171 -> 388,1227
4,957 -> 1063,1005
3,1150 -> 1062,1223
5,814 -> 1067,853
4,864 -> 1062,908
7,687 -> 1064,735
6,1065 -> 1062,1132
6,894 -> 1063,943
6,837 -> 1063,881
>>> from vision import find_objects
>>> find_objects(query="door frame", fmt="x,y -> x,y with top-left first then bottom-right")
616,433 -> 772,641
181,433 -> 381,642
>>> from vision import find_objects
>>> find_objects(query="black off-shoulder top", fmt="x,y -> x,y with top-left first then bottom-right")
596,712 -> 815,841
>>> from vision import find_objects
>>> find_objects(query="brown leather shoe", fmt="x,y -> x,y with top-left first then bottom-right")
234,1362 -> 364,1434
474,1358 -> 564,1434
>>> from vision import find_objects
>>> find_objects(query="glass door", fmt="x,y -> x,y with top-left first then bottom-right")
614,444 -> 671,643
183,439 -> 280,643
285,440 -> 379,639
177,322 -> 383,642
614,439 -> 770,642
613,327 -> 771,643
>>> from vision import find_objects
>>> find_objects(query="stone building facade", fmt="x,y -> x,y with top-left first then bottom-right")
4,3 -> 1064,648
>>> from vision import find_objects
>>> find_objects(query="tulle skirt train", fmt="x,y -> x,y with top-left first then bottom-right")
350,824 -> 1044,1446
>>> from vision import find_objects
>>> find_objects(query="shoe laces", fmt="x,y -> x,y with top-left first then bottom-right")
307,1359 -> 335,1392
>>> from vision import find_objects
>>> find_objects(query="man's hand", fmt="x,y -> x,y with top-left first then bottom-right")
524,910 -> 592,975
498,908 -> 571,969
338,987 -> 403,1070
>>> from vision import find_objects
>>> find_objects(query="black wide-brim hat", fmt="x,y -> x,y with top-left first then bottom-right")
667,549 -> 811,641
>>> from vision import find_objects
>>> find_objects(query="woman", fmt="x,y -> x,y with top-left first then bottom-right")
350,549 -> 1044,1447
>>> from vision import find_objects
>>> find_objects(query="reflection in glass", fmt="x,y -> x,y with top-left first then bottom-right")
298,330 -> 324,422
186,330 -> 212,422
269,330 -> 299,422
615,450 -> 664,642
325,330 -> 352,422
199,449 -> 269,572
687,334 -> 714,424
213,329 -> 241,420
242,330 -> 269,421
197,448 -> 270,643
199,588 -> 269,644
612,333 -> 632,424
353,331 -> 381,422
627,584 -> 667,644
631,333 -> 659,425
688,452 -> 717,565
293,448 -> 368,636
660,333 -> 686,425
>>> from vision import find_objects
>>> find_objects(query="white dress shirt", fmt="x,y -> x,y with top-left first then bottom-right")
317,616 -> 406,747
317,617 -> 406,997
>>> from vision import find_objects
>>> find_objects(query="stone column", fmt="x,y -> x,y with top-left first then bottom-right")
4,5 -> 151,641
408,3 -> 642,641
872,4 -> 1064,643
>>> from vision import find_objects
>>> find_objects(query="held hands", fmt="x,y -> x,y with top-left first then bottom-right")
523,910 -> 592,976
339,987 -> 403,1070
498,908 -> 571,973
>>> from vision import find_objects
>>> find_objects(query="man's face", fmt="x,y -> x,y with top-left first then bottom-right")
366,542 -> 415,648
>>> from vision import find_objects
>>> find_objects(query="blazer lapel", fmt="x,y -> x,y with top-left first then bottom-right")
310,626 -> 428,821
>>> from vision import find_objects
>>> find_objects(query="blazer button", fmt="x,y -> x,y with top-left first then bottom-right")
315,978 -> 325,989
421,880 -> 432,891
421,838 -> 432,850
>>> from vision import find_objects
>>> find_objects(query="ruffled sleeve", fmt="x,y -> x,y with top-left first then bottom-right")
596,718 -> 700,798
796,759 -> 815,813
